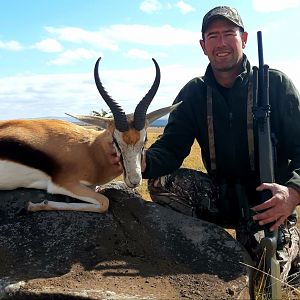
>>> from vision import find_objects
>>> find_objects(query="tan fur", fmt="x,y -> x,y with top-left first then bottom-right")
0,119 -> 120,185
0,119 -> 120,213
122,128 -> 142,145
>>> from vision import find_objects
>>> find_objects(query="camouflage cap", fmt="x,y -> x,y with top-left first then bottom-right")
202,6 -> 244,33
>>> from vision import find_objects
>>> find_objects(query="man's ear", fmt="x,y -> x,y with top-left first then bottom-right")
241,31 -> 248,49
199,39 -> 208,56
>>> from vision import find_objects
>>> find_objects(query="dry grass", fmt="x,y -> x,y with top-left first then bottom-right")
135,127 -> 206,200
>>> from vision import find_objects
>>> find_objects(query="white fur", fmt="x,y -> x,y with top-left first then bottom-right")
0,161 -> 49,190
113,129 -> 146,188
0,160 -> 105,213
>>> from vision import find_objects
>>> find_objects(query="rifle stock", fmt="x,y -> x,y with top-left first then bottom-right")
253,31 -> 282,300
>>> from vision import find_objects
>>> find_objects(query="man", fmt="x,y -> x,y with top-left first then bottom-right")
108,6 -> 300,282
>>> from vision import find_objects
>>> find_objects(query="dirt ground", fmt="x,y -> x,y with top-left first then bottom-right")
16,254 -> 248,300
1,186 -> 250,300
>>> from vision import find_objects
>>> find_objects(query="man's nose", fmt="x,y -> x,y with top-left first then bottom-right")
216,35 -> 226,46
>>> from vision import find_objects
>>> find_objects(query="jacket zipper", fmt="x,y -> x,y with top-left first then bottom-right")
229,112 -> 233,129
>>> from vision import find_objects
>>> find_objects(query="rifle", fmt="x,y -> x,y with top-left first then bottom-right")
252,31 -> 282,300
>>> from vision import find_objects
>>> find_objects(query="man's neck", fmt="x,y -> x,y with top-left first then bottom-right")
212,68 -> 240,88
212,59 -> 244,88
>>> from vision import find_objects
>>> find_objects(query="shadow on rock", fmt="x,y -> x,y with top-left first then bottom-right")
0,182 -> 252,299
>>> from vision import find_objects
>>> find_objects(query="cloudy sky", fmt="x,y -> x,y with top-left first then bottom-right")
1,0 -> 299,120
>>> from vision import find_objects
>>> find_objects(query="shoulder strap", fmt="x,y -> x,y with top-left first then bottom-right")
206,86 -> 216,170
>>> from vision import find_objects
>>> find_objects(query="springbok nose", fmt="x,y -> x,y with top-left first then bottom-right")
125,176 -> 142,189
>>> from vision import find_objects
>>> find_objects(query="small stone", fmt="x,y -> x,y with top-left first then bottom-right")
226,287 -> 234,296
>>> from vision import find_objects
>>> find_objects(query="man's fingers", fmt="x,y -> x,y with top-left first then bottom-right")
256,182 -> 274,192
253,209 -> 286,230
251,199 -> 274,212
111,155 -> 121,164
257,215 -> 276,226
270,216 -> 286,232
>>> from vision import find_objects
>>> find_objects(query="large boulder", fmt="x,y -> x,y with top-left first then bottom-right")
0,182 -> 252,299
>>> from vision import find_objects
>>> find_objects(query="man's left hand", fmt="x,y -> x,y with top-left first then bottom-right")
252,183 -> 300,231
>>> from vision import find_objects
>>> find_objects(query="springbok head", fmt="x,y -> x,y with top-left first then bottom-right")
68,57 -> 180,188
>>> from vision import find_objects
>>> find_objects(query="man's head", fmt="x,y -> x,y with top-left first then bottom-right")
199,6 -> 248,76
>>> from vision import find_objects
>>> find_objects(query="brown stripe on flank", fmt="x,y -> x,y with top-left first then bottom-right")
0,138 -> 59,176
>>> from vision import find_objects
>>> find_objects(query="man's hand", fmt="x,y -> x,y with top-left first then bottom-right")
141,149 -> 147,173
252,183 -> 300,231
105,141 -> 123,177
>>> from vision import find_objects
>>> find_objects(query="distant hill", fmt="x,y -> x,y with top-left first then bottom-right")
150,118 -> 167,127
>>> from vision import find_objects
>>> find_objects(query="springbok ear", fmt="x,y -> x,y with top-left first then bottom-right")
65,113 -> 113,129
146,101 -> 182,125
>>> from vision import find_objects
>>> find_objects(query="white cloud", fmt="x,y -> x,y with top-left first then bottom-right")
139,0 -> 162,13
32,38 -> 64,53
45,26 -> 119,51
253,0 -> 299,12
175,1 -> 196,14
166,2 -> 172,9
124,49 -> 168,60
20,24 -> 198,67
0,63 -> 202,120
0,40 -> 23,51
0,71 -> 103,120
49,48 -> 99,65
104,24 -> 198,46
43,24 -> 199,51
124,48 -> 152,60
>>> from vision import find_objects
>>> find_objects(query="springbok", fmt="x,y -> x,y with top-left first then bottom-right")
0,57 -> 180,214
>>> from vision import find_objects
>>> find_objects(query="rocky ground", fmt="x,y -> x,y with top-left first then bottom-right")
0,183 -> 251,299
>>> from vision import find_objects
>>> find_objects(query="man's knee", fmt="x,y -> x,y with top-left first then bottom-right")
148,168 -> 219,218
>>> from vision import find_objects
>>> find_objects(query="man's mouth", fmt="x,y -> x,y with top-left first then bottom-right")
216,51 -> 231,57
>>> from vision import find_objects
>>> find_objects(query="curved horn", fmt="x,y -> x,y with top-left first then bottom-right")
133,58 -> 161,131
94,57 -> 128,132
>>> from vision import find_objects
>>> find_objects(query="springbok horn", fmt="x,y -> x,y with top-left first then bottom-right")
94,57 -> 129,132
133,58 -> 161,131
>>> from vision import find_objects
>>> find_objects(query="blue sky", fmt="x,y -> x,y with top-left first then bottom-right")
1,0 -> 300,120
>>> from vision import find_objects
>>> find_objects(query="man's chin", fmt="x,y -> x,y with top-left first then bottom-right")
214,64 -> 235,72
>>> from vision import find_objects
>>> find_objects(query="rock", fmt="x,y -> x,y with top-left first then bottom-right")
0,182 -> 252,299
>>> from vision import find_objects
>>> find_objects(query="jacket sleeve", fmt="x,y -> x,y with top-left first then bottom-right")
276,72 -> 300,193
143,81 -> 199,179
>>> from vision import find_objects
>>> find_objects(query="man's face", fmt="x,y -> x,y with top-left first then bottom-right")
200,18 -> 248,73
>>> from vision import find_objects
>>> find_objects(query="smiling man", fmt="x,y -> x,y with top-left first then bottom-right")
107,6 -> 300,284
200,10 -> 248,87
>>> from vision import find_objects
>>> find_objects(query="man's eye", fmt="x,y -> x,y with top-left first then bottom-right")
225,32 -> 236,37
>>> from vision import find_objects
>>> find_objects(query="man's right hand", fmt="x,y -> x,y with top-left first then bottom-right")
141,150 -> 147,173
